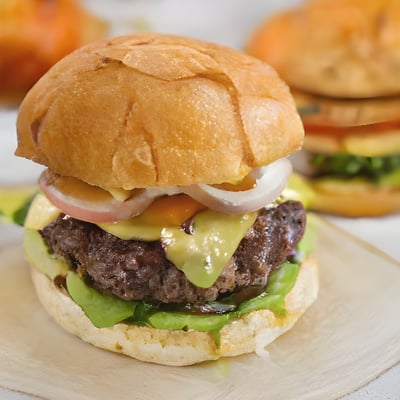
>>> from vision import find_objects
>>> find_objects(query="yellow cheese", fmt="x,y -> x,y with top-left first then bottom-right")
98,194 -> 205,241
105,187 -> 133,201
25,191 -> 258,289
24,193 -> 60,230
162,210 -> 257,288
99,194 -> 257,288
304,130 -> 400,157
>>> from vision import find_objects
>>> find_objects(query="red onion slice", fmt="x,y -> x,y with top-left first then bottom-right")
181,158 -> 292,214
38,158 -> 291,223
38,169 -> 180,223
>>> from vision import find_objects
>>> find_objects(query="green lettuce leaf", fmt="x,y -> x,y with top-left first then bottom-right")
65,260 -> 299,332
66,271 -> 138,328
24,212 -> 316,335
310,153 -> 400,181
237,262 -> 299,317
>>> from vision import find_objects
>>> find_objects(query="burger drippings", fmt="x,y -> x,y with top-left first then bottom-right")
159,285 -> 266,315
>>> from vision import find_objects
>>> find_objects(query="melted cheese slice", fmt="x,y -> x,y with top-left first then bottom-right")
161,210 -> 257,288
100,195 -> 257,288
25,193 -> 61,230
98,194 -> 205,241
25,193 -> 257,289
304,129 -> 400,157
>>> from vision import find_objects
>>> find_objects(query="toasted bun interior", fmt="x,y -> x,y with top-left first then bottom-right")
16,32 -> 304,189
247,0 -> 400,98
30,255 -> 318,366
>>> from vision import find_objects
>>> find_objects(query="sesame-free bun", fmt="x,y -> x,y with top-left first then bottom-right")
30,254 -> 318,366
247,0 -> 400,98
15,32 -> 304,190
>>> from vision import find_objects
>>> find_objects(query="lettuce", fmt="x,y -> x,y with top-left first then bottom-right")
65,261 -> 299,332
66,271 -> 138,328
24,214 -> 315,335
310,153 -> 400,181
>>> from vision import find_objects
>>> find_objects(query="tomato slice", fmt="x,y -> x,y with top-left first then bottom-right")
303,120 -> 400,137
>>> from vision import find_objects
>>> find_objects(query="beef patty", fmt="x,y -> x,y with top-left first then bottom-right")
40,200 -> 306,304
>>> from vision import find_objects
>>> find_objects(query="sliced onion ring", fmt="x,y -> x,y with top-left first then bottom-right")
38,169 -> 181,223
38,158 -> 291,223
182,158 -> 292,214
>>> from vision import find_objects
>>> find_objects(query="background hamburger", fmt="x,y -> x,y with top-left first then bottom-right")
15,32 -> 318,366
247,0 -> 400,216
0,0 -> 108,106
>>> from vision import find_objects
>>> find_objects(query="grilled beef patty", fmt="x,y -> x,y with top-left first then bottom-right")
40,200 -> 306,304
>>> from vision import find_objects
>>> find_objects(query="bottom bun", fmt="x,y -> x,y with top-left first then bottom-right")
309,178 -> 400,217
30,255 -> 318,366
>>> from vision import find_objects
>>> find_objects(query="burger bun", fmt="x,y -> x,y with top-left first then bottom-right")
16,33 -> 304,190
30,254 -> 318,366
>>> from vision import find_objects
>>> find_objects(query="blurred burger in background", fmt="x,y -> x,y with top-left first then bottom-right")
247,0 -> 400,217
0,0 -> 108,106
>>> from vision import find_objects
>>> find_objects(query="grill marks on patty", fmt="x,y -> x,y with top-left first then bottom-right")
40,200 -> 306,304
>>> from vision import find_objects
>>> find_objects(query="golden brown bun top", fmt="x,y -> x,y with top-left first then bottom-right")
247,0 -> 400,98
15,32 -> 303,190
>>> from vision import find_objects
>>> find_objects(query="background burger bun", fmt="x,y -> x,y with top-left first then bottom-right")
16,32 -> 304,190
30,254 -> 318,366
247,0 -> 400,98
0,0 -> 108,105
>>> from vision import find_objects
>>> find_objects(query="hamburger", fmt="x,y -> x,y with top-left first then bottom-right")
0,0 -> 108,105
15,32 -> 318,366
247,0 -> 400,216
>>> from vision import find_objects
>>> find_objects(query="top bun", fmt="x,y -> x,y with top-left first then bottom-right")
16,33 -> 303,190
247,0 -> 400,98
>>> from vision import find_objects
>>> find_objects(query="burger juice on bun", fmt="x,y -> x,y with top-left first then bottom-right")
16,33 -> 318,366
247,0 -> 400,216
